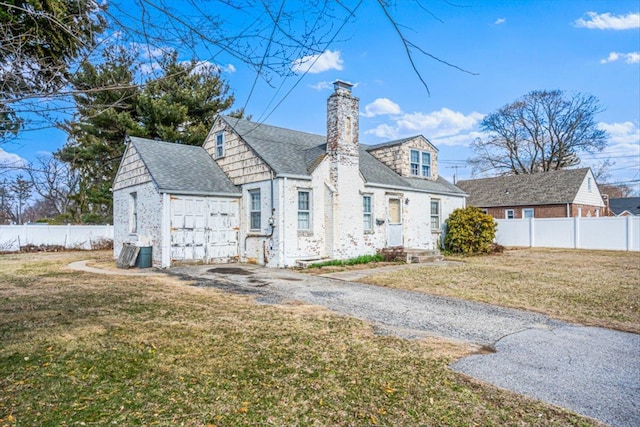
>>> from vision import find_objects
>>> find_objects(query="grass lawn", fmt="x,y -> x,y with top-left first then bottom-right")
361,248 -> 640,334
0,251 -> 605,426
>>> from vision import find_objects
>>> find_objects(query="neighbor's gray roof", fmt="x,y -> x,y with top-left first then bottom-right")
130,136 -> 240,196
456,168 -> 591,207
220,115 -> 464,196
609,197 -> 640,216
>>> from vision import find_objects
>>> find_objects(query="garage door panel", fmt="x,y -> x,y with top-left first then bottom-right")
170,196 -> 238,263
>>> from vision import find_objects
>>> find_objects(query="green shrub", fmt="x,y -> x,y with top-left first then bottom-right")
444,206 -> 497,254
308,254 -> 384,269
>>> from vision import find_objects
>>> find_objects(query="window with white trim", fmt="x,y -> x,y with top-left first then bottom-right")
410,149 -> 431,177
430,199 -> 440,230
523,208 -> 534,218
506,209 -> 515,219
297,190 -> 311,230
129,192 -> 138,233
249,190 -> 261,230
587,177 -> 592,192
215,131 -> 225,158
363,194 -> 373,231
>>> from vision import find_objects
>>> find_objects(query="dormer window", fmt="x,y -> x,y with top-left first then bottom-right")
410,149 -> 431,178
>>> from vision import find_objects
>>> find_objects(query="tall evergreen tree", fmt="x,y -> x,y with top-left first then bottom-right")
1,0 -> 105,140
137,52 -> 234,145
57,47 -> 234,223
57,46 -> 142,223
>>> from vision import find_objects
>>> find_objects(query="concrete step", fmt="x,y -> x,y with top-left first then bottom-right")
410,253 -> 444,263
379,247 -> 443,264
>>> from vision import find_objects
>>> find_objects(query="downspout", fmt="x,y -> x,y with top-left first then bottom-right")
282,176 -> 287,267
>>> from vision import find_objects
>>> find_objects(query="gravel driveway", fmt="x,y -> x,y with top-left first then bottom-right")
170,263 -> 640,427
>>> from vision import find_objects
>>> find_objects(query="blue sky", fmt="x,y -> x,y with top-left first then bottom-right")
2,0 -> 639,192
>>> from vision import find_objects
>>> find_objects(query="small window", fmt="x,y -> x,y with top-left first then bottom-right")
298,191 -> 311,230
506,209 -> 515,219
410,149 -> 431,177
215,132 -> 225,158
480,208 -> 488,214
587,177 -> 592,192
363,195 -> 373,231
129,192 -> 138,233
430,199 -> 440,230
249,190 -> 261,230
523,208 -> 534,218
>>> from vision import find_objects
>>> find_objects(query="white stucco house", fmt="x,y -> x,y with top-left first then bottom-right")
113,81 -> 466,268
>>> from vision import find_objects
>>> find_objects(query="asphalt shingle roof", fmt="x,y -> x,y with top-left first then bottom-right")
220,116 -> 325,176
220,115 -> 465,196
456,168 -> 591,207
130,136 -> 240,196
609,197 -> 640,216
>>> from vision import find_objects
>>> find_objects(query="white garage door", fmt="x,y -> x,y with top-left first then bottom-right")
170,196 -> 239,263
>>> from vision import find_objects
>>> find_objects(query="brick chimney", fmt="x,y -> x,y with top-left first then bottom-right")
327,80 -> 359,157
325,80 -> 363,259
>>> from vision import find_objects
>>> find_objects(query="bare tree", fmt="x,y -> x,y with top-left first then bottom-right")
470,90 -> 607,176
24,155 -> 79,218
599,183 -> 634,199
0,179 -> 13,224
2,0 -> 474,141
9,174 -> 32,224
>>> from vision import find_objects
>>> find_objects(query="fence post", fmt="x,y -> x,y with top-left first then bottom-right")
529,217 -> 535,247
573,216 -> 580,249
626,215 -> 631,251
23,223 -> 28,247
66,223 -> 71,249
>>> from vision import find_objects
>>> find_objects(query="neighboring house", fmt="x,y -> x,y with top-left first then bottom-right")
113,81 -> 466,268
456,168 -> 605,219
608,197 -> 640,216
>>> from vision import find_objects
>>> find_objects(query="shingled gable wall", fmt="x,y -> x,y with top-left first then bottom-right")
325,80 -> 365,259
368,136 -> 439,180
202,118 -> 272,185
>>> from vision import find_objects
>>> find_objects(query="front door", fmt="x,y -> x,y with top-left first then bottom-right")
387,197 -> 403,247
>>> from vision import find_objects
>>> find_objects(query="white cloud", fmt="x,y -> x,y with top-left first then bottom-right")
185,60 -> 236,75
574,12 -> 640,30
361,98 -> 402,118
309,80 -> 332,91
600,52 -> 640,64
130,42 -> 169,60
0,148 -> 26,168
598,121 -> 640,144
291,50 -> 343,74
365,107 -> 484,145
494,18 -> 506,25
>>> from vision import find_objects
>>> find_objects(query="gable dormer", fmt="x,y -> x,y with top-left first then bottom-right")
366,135 -> 438,180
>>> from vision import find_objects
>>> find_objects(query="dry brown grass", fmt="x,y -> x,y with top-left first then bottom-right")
0,251 -> 604,426
361,248 -> 640,333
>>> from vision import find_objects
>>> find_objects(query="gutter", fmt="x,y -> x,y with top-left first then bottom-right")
160,189 -> 242,198
364,182 -> 465,197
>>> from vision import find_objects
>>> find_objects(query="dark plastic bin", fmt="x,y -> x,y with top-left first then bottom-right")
136,246 -> 152,268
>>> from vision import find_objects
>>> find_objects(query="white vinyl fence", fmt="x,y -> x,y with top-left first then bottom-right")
0,224 -> 114,251
495,216 -> 639,251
